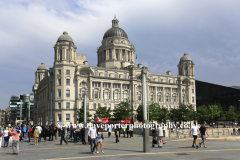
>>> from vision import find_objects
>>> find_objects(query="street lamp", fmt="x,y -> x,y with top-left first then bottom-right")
142,67 -> 149,152
84,91 -> 88,142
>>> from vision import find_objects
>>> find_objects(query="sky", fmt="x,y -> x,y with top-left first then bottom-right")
0,0 -> 240,109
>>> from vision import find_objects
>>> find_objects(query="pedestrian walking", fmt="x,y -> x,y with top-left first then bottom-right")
54,125 -> 57,140
3,127 -> 9,147
199,123 -> 209,148
49,125 -> 54,141
115,126 -> 120,143
9,128 -> 19,155
127,122 -> 131,138
34,128 -> 39,145
108,125 -> 112,138
122,124 -> 126,137
152,124 -> 157,147
156,125 -> 163,148
37,124 -> 42,142
96,127 -> 104,154
60,126 -> 68,145
88,126 -> 97,154
80,126 -> 86,145
190,122 -> 201,149
73,128 -> 78,143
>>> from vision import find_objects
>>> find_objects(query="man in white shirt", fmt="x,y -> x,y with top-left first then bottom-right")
88,126 -> 98,154
190,122 -> 201,149
156,125 -> 163,148
37,124 -> 42,142
108,125 -> 112,138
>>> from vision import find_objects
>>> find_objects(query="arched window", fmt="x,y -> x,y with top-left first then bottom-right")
158,77 -> 160,82
94,70 -> 98,76
165,78 -> 168,83
104,71 -> 108,77
124,74 -> 127,79
185,67 -> 188,76
114,73 -> 118,78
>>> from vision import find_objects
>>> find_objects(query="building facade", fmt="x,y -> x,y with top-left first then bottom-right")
33,16 -> 196,125
9,94 -> 34,125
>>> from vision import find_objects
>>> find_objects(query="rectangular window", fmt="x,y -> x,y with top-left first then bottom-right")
104,92 -> 109,99
58,79 -> 61,86
98,103 -> 101,108
166,96 -> 169,102
165,88 -> 170,92
114,92 -> 118,99
108,104 -> 111,109
82,82 -> 86,86
192,97 -> 194,103
158,95 -> 161,101
157,87 -> 162,91
66,102 -> 70,109
58,114 -> 61,122
182,97 -> 185,103
94,103 -> 96,109
150,95 -> 154,101
138,86 -> 142,90
81,71 -> 86,75
124,93 -> 127,100
58,70 -> 61,75
114,104 -> 117,109
66,70 -> 70,75
66,79 -> 70,85
149,87 -> 155,91
192,89 -> 194,94
66,49 -> 69,60
58,89 -> 61,98
66,114 -> 70,121
173,96 -> 176,102
172,88 -> 177,92
66,89 -> 70,97
95,91 -> 98,99
58,102 -> 61,109
138,94 -> 141,100
82,91 -> 85,98
104,103 -> 107,107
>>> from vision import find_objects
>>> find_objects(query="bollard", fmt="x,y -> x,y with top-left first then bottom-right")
212,129 -> 213,135
218,130 -> 219,136
223,130 -> 224,136
228,130 -> 229,135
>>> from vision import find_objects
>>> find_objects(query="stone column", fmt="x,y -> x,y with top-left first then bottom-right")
120,83 -> 122,100
155,87 -> 157,102
110,82 -> 113,100
163,87 -> 165,103
100,82 -> 103,100
125,50 -> 128,61
106,50 -> 109,60
89,77 -> 92,100
112,49 -> 115,60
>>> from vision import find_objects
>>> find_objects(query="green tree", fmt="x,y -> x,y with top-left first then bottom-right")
113,100 -> 134,122
197,105 -> 209,123
136,105 -> 143,122
225,105 -> 237,127
78,99 -> 92,123
178,104 -> 190,124
95,106 -> 112,119
208,104 -> 222,128
149,102 -> 169,123
169,108 -> 181,125
187,105 -> 198,126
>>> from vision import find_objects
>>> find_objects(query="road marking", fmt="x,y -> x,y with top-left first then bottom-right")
41,148 -> 240,160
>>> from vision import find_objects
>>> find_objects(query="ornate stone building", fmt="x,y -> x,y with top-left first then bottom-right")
33,16 -> 196,125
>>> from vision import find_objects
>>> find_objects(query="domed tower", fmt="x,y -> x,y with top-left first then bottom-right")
178,53 -> 195,77
97,15 -> 136,69
54,31 -> 77,65
35,62 -> 48,84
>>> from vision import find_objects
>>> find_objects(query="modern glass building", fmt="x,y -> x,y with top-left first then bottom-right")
9,93 -> 34,125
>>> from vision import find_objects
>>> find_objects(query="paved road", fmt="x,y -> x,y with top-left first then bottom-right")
0,133 -> 239,160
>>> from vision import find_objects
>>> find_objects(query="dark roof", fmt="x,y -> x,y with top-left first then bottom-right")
103,27 -> 128,40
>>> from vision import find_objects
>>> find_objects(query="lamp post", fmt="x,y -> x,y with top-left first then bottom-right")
142,67 -> 149,152
84,92 -> 88,142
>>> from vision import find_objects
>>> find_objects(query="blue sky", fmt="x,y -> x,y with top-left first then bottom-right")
0,0 -> 240,109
